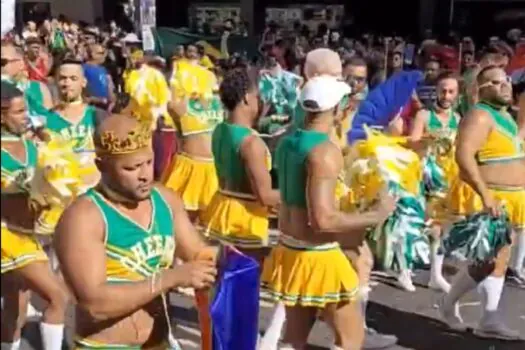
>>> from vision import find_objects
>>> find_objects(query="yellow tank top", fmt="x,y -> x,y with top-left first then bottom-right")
474,103 -> 525,165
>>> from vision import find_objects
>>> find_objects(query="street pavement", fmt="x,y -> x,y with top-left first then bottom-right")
20,268 -> 525,350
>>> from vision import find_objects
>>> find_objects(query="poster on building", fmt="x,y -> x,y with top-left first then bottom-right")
265,5 -> 345,31
133,0 -> 156,51
189,4 -> 241,34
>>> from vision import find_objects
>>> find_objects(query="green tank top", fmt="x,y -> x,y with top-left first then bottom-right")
85,187 -> 175,283
45,105 -> 96,153
276,129 -> 329,208
212,122 -> 253,185
428,108 -> 458,132
1,138 -> 38,194
25,80 -> 44,106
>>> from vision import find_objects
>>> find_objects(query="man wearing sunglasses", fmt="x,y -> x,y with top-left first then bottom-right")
441,66 -> 524,340
1,42 -> 53,124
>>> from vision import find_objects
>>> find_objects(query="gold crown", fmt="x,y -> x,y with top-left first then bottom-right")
96,121 -> 152,155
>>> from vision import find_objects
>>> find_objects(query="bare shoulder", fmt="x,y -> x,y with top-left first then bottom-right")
307,141 -> 343,176
153,183 -> 183,210
459,106 -> 493,129
55,195 -> 104,241
414,108 -> 430,120
240,133 -> 266,155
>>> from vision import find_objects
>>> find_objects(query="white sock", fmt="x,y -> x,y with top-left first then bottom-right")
443,268 -> 477,310
1,340 -> 21,350
40,322 -> 64,350
510,230 -> 525,272
430,242 -> 451,292
478,276 -> 504,312
260,302 -> 286,349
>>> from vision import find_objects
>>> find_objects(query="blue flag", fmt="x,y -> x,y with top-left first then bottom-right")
348,71 -> 424,144
211,247 -> 260,350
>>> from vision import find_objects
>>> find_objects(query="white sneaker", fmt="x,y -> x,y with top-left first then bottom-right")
428,276 -> 451,293
397,270 -> 416,292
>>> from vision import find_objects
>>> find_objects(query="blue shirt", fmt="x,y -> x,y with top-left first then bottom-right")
83,64 -> 109,99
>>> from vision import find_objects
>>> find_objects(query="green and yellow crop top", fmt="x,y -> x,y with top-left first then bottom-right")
212,122 -> 271,195
1,137 -> 38,194
276,129 -> 330,208
474,102 -> 525,165
85,187 -> 175,283
179,96 -> 224,136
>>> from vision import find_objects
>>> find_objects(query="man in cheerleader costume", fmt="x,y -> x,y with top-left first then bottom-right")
54,113 -> 219,349
201,68 -> 280,255
440,66 -> 524,340
162,45 -> 223,223
1,83 -> 68,350
261,76 -> 395,350
34,59 -> 102,265
1,43 -> 53,124
409,71 -> 461,293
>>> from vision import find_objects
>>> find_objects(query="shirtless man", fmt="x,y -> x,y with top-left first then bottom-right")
54,114 -> 219,349
262,76 -> 395,350
440,66 -> 524,339
410,72 -> 461,293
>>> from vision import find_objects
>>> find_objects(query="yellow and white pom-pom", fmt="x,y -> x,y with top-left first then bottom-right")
342,127 -> 423,210
30,136 -> 95,234
170,59 -> 216,100
125,64 -> 172,128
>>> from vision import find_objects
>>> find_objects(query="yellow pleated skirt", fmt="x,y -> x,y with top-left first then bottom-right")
201,190 -> 270,248
1,225 -> 48,274
161,153 -> 218,212
448,180 -> 525,229
74,338 -> 170,349
261,236 -> 359,308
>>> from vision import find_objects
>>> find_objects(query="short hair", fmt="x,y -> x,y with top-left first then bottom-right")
1,82 -> 24,110
219,68 -> 256,111
436,70 -> 459,84
25,37 -> 42,46
60,58 -> 84,67
425,55 -> 441,66
343,56 -> 367,68
476,64 -> 501,84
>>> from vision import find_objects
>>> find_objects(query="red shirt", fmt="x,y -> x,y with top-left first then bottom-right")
26,57 -> 48,83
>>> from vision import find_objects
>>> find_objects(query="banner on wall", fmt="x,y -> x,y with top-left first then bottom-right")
134,0 -> 156,51
265,5 -> 345,31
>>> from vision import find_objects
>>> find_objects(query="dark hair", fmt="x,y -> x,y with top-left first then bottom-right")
436,70 -> 459,84
60,58 -> 84,66
344,56 -> 367,68
219,68 -> 256,111
1,82 -> 24,110
425,55 -> 441,66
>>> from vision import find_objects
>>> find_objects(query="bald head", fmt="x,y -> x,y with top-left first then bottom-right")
304,48 -> 343,80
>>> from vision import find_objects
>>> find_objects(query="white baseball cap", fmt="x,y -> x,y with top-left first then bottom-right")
300,76 -> 352,112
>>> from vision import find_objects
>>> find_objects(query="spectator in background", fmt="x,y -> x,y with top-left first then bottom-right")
416,56 -> 440,109
22,21 -> 39,39
196,44 -> 214,70
25,37 -> 50,83
83,43 -> 116,110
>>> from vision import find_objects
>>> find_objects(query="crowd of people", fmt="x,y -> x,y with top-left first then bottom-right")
1,14 -> 524,350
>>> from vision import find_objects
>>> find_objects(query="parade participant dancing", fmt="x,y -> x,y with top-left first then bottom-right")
440,66 -> 523,339
1,83 -> 68,350
201,68 -> 280,255
410,71 -> 461,293
262,76 -> 395,350
54,113 -> 219,349
163,46 -> 222,223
